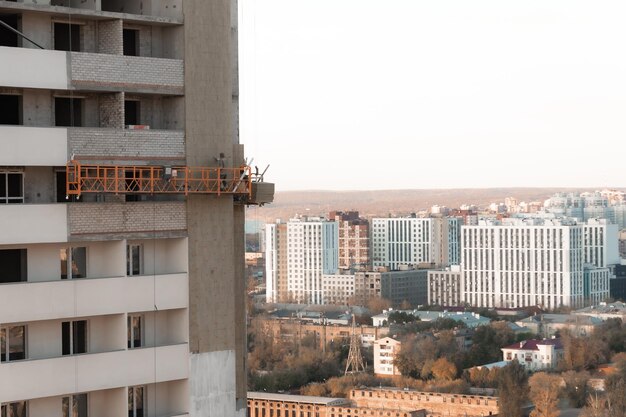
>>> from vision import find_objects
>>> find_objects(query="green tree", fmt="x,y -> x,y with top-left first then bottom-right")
497,361 -> 529,417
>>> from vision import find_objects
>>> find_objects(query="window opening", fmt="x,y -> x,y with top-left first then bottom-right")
62,320 -> 87,355
0,401 -> 27,417
0,325 -> 26,362
60,247 -> 87,279
0,172 -> 24,203
55,97 -> 83,127
124,100 -> 140,126
62,394 -> 88,417
123,29 -> 139,56
54,23 -> 80,51
0,95 -> 21,125
128,386 -> 145,417
0,249 -> 27,283
127,315 -> 143,348
0,14 -> 19,47
127,244 -> 143,276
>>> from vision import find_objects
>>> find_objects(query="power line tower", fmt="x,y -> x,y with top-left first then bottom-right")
344,314 -> 365,375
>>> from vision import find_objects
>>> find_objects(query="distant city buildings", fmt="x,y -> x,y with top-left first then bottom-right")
428,266 -> 462,307
330,211 -> 371,270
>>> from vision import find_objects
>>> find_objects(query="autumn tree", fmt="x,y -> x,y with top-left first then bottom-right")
562,370 -> 590,408
580,391 -> 608,417
529,372 -> 562,417
432,358 -> 457,381
497,361 -> 529,417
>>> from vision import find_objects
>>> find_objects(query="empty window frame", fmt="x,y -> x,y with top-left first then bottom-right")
62,320 -> 88,355
54,22 -> 80,52
55,97 -> 83,127
123,28 -> 139,56
128,386 -> 145,417
126,244 -> 143,276
0,249 -> 27,283
0,325 -> 26,362
62,394 -> 88,417
124,100 -> 140,126
0,401 -> 27,417
0,14 -> 19,48
0,172 -> 24,204
127,314 -> 143,349
0,95 -> 21,125
60,247 -> 87,279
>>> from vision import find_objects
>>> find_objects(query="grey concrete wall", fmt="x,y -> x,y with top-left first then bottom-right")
184,0 -> 245,415
24,166 -> 56,204
68,128 -> 184,160
70,52 -> 183,94
161,25 -> 184,59
21,12 -> 53,50
23,90 -> 53,127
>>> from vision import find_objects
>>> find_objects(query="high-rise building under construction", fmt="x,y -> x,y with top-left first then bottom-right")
0,1 -> 270,416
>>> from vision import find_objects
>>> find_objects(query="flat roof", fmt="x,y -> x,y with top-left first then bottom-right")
247,392 -> 349,406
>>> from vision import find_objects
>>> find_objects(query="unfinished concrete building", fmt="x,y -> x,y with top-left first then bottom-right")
0,1 -> 271,417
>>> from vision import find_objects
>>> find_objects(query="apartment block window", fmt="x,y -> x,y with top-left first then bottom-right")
55,97 -> 83,127
0,325 -> 26,362
127,315 -> 143,349
0,14 -> 19,48
60,247 -> 87,279
124,100 -> 140,126
0,172 -> 24,203
54,23 -> 80,52
62,320 -> 87,355
0,249 -> 27,283
128,386 -> 145,417
1,401 -> 27,417
126,244 -> 143,276
123,29 -> 139,56
62,394 -> 88,417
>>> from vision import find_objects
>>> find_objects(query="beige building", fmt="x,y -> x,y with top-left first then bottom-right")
373,337 -> 402,376
0,1 -> 268,417
329,211 -> 370,270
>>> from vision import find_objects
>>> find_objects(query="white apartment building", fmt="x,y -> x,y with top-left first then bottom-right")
584,219 -> 619,268
373,337 -> 402,376
372,217 -> 460,270
462,218 -> 586,309
285,218 -> 338,304
545,192 -> 626,230
0,1 -> 262,417
265,222 -> 288,303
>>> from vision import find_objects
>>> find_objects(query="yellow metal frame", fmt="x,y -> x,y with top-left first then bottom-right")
66,160 -> 252,197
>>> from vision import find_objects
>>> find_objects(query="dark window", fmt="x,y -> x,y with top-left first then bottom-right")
123,29 -> 139,56
0,95 -> 21,125
128,386 -> 144,417
0,14 -> 19,47
60,247 -> 87,279
55,97 -> 83,127
124,100 -> 140,126
62,320 -> 87,355
0,249 -> 27,283
127,315 -> 142,348
54,23 -> 80,52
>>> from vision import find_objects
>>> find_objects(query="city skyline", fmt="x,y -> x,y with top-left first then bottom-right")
240,0 -> 626,191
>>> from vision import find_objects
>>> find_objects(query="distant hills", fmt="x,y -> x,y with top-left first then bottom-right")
247,187 -> 622,222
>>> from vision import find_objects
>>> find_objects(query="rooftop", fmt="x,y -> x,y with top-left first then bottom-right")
247,392 -> 349,406
502,338 -> 563,351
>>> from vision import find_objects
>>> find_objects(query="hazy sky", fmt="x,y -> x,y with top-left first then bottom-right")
239,1 -> 626,191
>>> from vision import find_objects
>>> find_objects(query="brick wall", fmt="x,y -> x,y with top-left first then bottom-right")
98,19 -> 123,55
70,53 -> 184,94
99,92 -> 125,128
350,389 -> 499,417
68,201 -> 187,236
68,128 -> 184,160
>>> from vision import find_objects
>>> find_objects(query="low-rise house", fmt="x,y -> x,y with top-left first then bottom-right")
372,309 -> 490,328
501,339 -> 564,371
516,313 -> 603,337
373,337 -> 402,376
574,301 -> 626,321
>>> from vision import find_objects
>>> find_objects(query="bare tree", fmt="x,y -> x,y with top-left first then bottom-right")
529,372 -> 562,417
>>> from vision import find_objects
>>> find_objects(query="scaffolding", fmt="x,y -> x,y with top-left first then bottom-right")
66,160 -> 252,197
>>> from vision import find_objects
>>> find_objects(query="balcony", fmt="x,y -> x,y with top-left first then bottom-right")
0,126 -> 68,166
70,53 -> 184,95
0,46 -> 68,90
0,273 -> 188,324
0,343 -> 189,403
68,201 -> 187,240
0,47 -> 183,94
0,204 -> 67,245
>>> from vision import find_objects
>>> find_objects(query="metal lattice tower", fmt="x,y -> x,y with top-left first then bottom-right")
344,314 -> 365,374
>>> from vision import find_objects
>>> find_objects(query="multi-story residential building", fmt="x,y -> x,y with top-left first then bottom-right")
0,1 -> 268,416
321,272 -> 355,304
265,221 -> 288,303
584,265 -> 611,305
428,265 -> 462,307
583,219 -> 619,268
371,217 -> 459,270
501,339 -> 564,371
545,192 -> 626,229
373,337 -> 402,376
266,217 -> 339,304
462,218 -> 586,309
620,231 -> 626,258
329,211 -> 370,270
